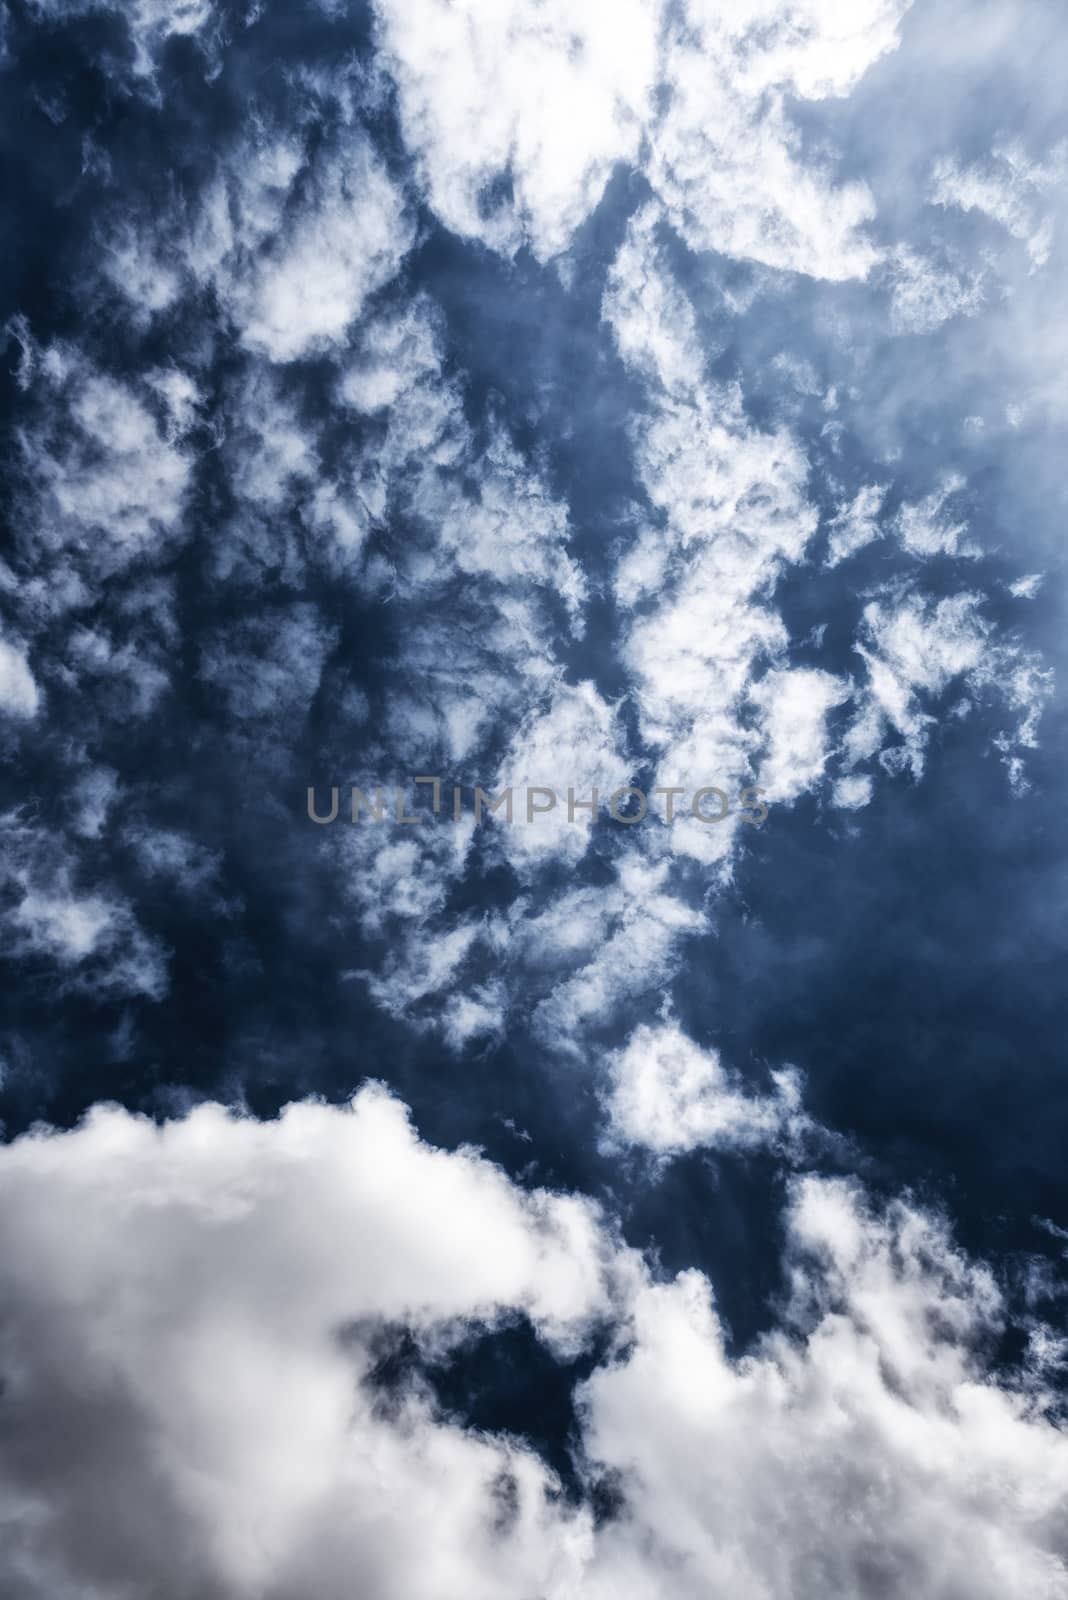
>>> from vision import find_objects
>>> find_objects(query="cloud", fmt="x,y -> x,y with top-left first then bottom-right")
883,244 -> 985,334
0,811 -> 168,1000
26,0 -> 214,78
579,1175 -> 1068,1600
13,344 -> 196,575
0,635 -> 40,720
648,0 -> 913,280
825,482 -> 887,566
101,122 -> 412,363
931,141 -> 1067,270
374,0 -> 911,278
531,856 -> 707,1054
752,668 -> 851,804
842,588 -> 1052,785
605,211 -> 820,864
198,604 -> 338,727
602,1020 -> 808,1157
1,1097 -> 1066,1598
495,680 -> 632,870
894,473 -> 976,557
232,138 -> 414,364
373,0 -> 662,261
0,1086 -> 622,1599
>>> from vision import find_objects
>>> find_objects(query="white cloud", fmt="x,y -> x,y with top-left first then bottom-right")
15,345 -> 196,574
606,218 -> 819,864
752,667 -> 851,804
832,772 -> 874,810
842,589 -> 1051,785
1,1100 -> 1066,1599
603,1021 -> 807,1157
579,1176 -> 1068,1600
825,482 -> 887,565
602,203 -> 705,397
373,0 -> 662,261
102,123 -> 412,363
895,472 -> 976,557
931,141 -> 1067,270
495,680 -> 631,870
0,1086 -> 621,1599
71,767 -> 120,839
884,244 -> 985,334
531,856 -> 707,1054
0,635 -> 40,720
0,810 -> 168,999
234,138 -> 413,363
649,0 -> 912,280
374,0 -> 912,279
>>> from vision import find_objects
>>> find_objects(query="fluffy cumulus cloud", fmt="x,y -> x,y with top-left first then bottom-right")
603,1020 -> 808,1157
0,1088 -> 619,1599
372,0 -> 662,260
579,1176 -> 1068,1600
1,1096 -> 1066,1599
374,0 -> 915,278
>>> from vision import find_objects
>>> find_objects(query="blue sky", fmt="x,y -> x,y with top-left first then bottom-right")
1,2 -> 1067,1595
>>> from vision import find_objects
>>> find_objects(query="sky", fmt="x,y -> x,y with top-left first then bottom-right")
0,0 -> 1067,1595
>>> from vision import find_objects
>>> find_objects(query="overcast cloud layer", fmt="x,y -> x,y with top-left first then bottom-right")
1,1 -> 1067,1595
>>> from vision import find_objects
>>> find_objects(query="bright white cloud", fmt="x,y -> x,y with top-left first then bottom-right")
842,588 -> 1051,784
1,1099 -> 1066,1599
0,1087 -> 621,1599
603,1021 -> 807,1157
606,212 -> 819,866
103,125 -> 412,363
374,0 -> 911,278
752,667 -> 851,804
895,473 -> 976,557
531,856 -> 707,1054
649,0 -> 912,280
579,1176 -> 1068,1600
234,138 -> 413,363
373,0 -> 662,261
495,680 -> 632,870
